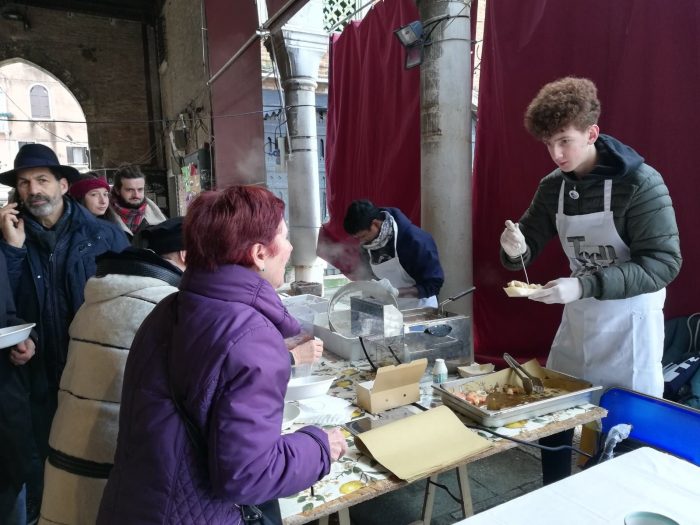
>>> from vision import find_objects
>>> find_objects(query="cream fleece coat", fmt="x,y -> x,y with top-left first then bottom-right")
39,274 -> 177,525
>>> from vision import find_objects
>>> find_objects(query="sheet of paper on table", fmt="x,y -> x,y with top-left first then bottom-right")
354,405 -> 492,482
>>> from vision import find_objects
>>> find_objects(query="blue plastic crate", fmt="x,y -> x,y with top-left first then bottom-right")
600,387 -> 700,466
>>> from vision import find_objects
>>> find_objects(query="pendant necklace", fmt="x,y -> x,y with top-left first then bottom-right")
569,185 -> 580,200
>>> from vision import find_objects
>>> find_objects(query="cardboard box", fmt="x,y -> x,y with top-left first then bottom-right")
356,358 -> 427,414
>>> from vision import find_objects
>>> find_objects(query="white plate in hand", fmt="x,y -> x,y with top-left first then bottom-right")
0,323 -> 35,350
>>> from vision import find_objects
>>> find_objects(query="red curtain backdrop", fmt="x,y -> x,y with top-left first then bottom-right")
473,0 -> 700,363
320,0 -> 478,277
319,0 -> 421,276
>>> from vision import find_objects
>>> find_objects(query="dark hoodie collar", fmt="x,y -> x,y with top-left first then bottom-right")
561,134 -> 644,184
180,264 -> 300,338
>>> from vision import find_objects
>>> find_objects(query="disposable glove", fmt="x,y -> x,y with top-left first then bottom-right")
500,220 -> 527,258
529,277 -> 582,304
375,278 -> 399,297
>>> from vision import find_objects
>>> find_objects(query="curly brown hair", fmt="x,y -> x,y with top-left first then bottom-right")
524,77 -> 601,140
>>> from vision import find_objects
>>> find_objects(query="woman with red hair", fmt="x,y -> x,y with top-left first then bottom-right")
98,185 -> 346,525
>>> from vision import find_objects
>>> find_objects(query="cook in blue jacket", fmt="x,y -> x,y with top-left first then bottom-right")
343,199 -> 444,309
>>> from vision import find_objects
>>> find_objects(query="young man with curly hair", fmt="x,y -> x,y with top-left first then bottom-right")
499,77 -> 682,483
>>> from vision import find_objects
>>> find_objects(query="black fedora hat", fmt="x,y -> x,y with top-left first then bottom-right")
0,143 -> 81,187
141,217 -> 184,255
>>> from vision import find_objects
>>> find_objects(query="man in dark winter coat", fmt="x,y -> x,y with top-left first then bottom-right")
343,199 -> 444,309
0,144 -> 129,518
0,250 -> 36,524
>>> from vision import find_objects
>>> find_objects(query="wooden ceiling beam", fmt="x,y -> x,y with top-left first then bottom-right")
5,0 -> 162,23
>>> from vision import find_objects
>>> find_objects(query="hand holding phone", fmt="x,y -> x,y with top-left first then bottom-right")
0,202 -> 26,248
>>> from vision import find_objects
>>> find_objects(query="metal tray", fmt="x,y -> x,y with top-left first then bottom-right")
433,361 -> 602,427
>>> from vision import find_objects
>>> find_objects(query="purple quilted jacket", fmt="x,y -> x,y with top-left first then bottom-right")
97,265 -> 331,524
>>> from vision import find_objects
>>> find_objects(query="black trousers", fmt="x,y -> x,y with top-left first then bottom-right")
539,429 -> 574,485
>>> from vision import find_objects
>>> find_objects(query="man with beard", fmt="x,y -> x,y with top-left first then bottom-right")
0,143 -> 129,521
106,164 -> 166,244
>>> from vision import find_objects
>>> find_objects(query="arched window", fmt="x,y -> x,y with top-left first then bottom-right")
30,85 -> 50,119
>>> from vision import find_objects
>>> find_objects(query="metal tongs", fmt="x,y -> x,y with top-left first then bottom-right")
503,353 -> 545,394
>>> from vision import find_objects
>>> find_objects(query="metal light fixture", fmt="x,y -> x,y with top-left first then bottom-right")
394,20 -> 425,69
394,21 -> 423,47
404,44 -> 424,69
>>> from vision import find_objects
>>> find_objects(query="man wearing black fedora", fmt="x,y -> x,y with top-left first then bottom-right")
0,143 -> 129,521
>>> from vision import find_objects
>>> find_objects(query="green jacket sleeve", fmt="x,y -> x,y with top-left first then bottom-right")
579,165 -> 682,299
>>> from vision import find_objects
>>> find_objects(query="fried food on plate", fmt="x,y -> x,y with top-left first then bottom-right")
503,280 -> 543,297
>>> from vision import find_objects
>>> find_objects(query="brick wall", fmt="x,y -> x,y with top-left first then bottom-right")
0,6 -> 159,170
157,0 -> 213,214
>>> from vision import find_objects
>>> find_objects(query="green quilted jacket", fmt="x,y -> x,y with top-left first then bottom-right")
501,134 -> 682,300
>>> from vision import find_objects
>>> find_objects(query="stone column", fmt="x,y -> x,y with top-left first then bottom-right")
418,0 -> 473,316
267,0 -> 327,285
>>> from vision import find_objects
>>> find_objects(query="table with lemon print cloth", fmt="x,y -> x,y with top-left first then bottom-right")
280,357 -> 607,525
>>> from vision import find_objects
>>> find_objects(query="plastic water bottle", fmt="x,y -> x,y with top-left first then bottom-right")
432,358 -> 448,384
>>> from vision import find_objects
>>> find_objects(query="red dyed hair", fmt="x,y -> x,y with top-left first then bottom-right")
184,185 -> 285,271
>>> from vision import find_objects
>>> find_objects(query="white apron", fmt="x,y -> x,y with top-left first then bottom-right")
547,179 -> 665,397
366,218 -> 438,310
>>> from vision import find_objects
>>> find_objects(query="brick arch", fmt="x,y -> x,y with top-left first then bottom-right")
0,46 -> 93,115
0,45 -> 106,166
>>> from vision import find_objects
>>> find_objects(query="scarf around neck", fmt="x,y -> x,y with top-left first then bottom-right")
362,211 -> 394,251
111,188 -> 147,233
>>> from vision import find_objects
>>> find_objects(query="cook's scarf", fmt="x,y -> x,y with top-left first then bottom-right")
361,211 -> 394,251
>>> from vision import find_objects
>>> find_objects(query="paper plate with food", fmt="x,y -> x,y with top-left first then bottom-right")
503,280 -> 543,298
